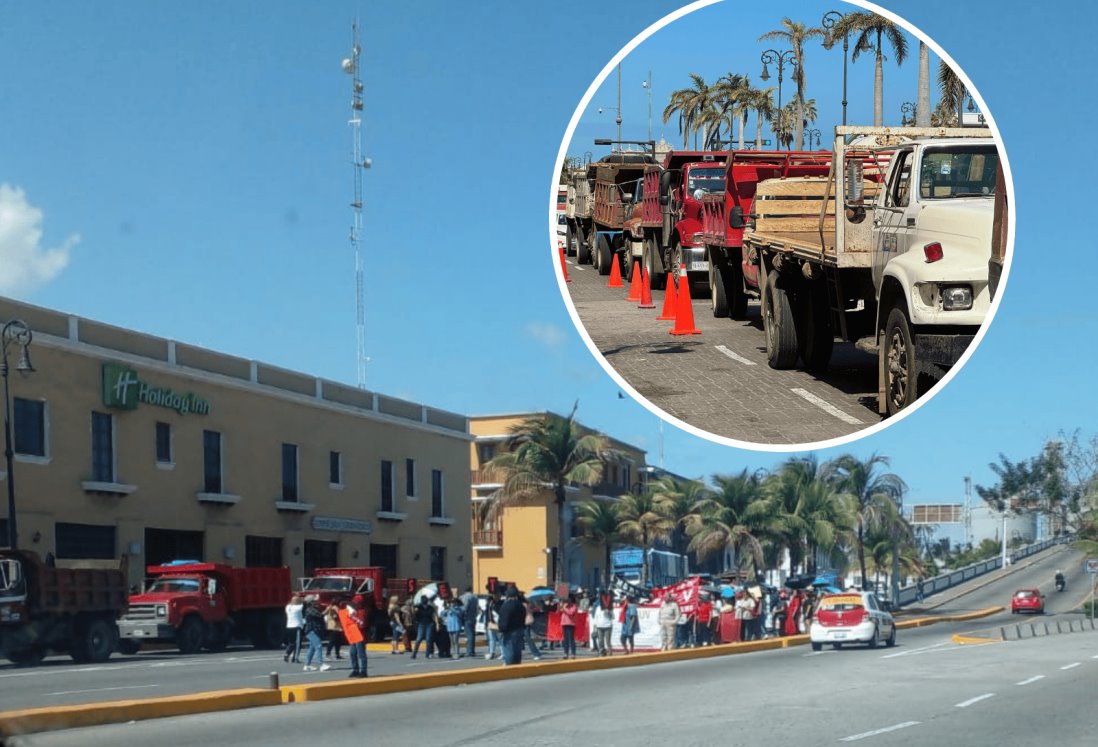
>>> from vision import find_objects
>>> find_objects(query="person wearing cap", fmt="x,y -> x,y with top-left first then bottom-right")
772,591 -> 789,638
340,594 -> 368,678
496,586 -> 526,665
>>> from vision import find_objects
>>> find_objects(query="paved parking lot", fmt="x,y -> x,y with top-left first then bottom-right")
563,258 -> 884,446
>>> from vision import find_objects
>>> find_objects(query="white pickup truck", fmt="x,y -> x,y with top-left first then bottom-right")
740,125 -> 999,415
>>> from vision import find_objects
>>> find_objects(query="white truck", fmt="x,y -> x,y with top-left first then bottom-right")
738,125 -> 999,415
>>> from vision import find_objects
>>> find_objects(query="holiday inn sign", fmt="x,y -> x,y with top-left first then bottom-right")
102,362 -> 211,416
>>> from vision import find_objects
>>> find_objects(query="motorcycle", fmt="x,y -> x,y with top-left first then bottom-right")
1055,577 -> 1066,592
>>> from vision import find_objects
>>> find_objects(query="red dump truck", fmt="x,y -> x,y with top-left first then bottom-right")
0,549 -> 127,665
700,151 -> 832,319
300,566 -> 416,641
117,561 -> 289,654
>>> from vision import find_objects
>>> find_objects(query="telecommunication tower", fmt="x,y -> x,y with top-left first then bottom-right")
342,21 -> 371,388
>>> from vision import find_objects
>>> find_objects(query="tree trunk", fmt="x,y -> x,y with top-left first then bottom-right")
555,485 -> 567,585
738,110 -> 747,150
858,524 -> 869,590
755,112 -> 763,149
874,33 -> 884,127
916,42 -> 931,126
795,97 -> 804,151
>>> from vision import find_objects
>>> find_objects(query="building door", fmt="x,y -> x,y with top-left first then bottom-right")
304,540 -> 338,576
145,528 -> 204,566
245,535 -> 283,567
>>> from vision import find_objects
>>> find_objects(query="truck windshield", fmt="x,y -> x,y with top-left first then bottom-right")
147,577 -> 201,593
686,167 -> 726,194
0,559 -> 24,594
920,146 -> 999,199
303,577 -> 352,592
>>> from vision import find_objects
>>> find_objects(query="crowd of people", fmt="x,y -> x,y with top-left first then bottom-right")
283,593 -> 369,677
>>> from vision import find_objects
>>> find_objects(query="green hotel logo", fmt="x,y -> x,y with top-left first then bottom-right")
102,363 -> 211,416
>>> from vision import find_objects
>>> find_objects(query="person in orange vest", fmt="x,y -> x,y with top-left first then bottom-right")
339,594 -> 368,678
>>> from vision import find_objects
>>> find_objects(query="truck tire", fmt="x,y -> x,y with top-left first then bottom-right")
72,617 -> 116,663
202,621 -> 232,652
578,227 -> 592,264
644,237 -> 665,290
596,235 -> 612,276
884,306 -> 917,415
797,284 -> 833,373
710,262 -> 729,318
728,262 -> 748,320
763,273 -> 798,369
117,639 -> 141,655
176,615 -> 205,655
565,224 -> 575,257
249,610 -> 286,649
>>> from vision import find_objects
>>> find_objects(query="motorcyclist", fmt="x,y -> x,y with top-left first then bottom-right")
1055,570 -> 1065,591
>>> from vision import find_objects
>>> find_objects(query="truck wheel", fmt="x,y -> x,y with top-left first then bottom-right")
644,238 -> 665,290
7,646 -> 46,667
565,224 -> 575,257
578,228 -> 592,264
118,639 -> 141,655
176,616 -> 205,655
728,263 -> 748,321
596,235 -> 612,276
763,273 -> 798,369
884,306 -> 917,415
710,262 -> 729,318
797,285 -> 833,373
624,249 -> 636,282
73,618 -> 116,663
203,622 -> 232,652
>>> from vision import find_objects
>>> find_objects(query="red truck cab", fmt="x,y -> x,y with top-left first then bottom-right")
301,567 -> 415,641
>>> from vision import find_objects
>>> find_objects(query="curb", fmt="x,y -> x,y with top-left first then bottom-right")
951,633 -> 1001,644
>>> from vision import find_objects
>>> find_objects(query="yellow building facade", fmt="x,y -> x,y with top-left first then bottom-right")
468,413 -> 647,594
0,297 -> 472,591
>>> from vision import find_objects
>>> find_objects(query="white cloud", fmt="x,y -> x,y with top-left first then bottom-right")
0,184 -> 77,296
523,321 -> 567,349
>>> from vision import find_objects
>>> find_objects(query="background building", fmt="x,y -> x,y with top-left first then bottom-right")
1,297 -> 472,591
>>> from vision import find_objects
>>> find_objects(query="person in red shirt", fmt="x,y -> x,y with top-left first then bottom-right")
559,594 -> 579,660
339,594 -> 368,678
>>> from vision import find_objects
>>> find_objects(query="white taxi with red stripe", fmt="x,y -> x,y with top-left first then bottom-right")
809,591 -> 896,651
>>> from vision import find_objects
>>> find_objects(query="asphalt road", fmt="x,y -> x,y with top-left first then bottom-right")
7,546 -> 1095,746
563,256 -> 884,446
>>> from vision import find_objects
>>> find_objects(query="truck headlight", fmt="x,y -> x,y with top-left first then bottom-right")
941,285 -> 973,311
156,605 -> 168,617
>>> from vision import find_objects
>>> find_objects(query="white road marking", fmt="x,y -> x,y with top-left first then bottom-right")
48,684 -> 160,697
1016,675 -> 1045,685
791,388 -> 863,425
1060,662 -> 1080,670
840,722 -> 920,742
881,641 -> 952,659
715,345 -> 756,366
955,693 -> 995,708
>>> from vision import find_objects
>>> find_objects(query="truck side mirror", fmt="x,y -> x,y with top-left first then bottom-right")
207,579 -> 218,596
728,206 -> 745,229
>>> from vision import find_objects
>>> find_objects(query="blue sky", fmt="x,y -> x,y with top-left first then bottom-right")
0,0 -> 1090,526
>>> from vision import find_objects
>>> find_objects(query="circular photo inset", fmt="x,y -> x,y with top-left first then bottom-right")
553,0 -> 1011,450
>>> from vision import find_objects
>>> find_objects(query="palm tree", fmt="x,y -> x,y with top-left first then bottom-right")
751,86 -> 776,149
651,475 -> 711,567
574,498 -> 622,588
916,41 -> 930,126
663,73 -> 714,149
759,18 -> 826,150
935,60 -> 968,126
709,73 -> 750,150
615,489 -> 673,585
686,469 -> 766,573
832,11 -> 909,127
832,453 -> 907,590
483,408 -> 608,585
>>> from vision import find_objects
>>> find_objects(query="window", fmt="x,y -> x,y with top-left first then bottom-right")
13,398 -> 45,457
282,443 -> 298,502
56,522 -> 116,560
430,546 -> 446,581
477,443 -> 496,464
203,430 -> 222,493
329,451 -> 342,486
431,469 -> 444,517
623,464 -> 631,490
155,422 -> 172,464
405,458 -> 415,497
90,411 -> 114,483
888,150 -> 913,207
380,460 -> 394,512
370,543 -> 398,577
245,535 -> 283,567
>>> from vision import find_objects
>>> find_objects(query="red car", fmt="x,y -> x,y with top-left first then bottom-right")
1011,589 -> 1044,614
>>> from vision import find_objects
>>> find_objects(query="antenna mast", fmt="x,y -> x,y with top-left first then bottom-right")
343,20 -> 370,389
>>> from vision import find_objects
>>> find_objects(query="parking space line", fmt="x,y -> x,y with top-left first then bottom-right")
1016,675 -> 1045,685
955,693 -> 995,708
48,684 -> 161,697
715,345 -> 756,366
840,721 -> 919,741
791,388 -> 863,425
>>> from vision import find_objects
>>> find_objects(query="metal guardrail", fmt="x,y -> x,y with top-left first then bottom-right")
895,535 -> 1070,607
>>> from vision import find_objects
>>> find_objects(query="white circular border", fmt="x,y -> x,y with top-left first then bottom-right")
549,0 -> 1015,453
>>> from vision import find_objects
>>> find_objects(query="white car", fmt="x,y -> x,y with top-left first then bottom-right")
809,591 -> 896,651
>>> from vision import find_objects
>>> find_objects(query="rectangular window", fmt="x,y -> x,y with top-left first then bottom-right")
370,543 -> 398,578
90,411 -> 114,483
282,443 -> 298,502
431,469 -> 444,518
13,398 -> 45,457
56,522 -> 116,560
623,464 -> 631,490
203,430 -> 222,493
329,451 -> 342,486
380,459 -> 394,512
430,546 -> 445,581
405,458 -> 415,497
155,422 -> 172,464
477,443 -> 496,464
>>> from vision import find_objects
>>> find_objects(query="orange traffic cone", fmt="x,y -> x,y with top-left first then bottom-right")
558,247 -> 571,283
626,260 -> 642,301
669,268 -> 701,335
656,271 -> 677,321
638,267 -> 656,309
607,254 -> 624,289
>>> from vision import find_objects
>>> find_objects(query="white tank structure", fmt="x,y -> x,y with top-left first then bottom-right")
969,505 -> 1037,547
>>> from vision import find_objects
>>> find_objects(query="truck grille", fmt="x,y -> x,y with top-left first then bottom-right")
122,603 -> 159,622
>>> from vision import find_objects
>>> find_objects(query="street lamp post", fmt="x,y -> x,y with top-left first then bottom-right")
805,127 -> 822,150
822,10 -> 849,126
2,319 -> 34,550
760,49 -> 796,149
641,70 -> 653,143
900,101 -> 916,126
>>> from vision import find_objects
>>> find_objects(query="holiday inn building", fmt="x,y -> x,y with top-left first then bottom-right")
0,296 -> 473,592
